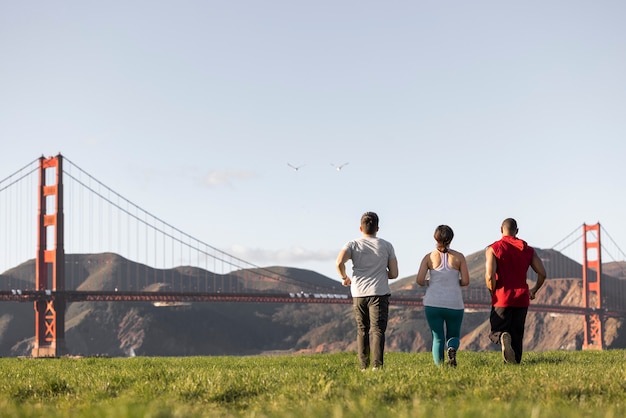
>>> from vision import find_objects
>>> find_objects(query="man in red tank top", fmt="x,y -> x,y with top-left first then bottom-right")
485,218 -> 547,364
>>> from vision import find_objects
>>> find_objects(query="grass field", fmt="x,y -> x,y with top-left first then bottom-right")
0,350 -> 624,417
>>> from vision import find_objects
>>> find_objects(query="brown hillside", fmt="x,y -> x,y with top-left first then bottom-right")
0,254 -> 347,357
603,261 -> 626,280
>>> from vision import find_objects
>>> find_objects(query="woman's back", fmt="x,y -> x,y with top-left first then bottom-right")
422,250 -> 464,310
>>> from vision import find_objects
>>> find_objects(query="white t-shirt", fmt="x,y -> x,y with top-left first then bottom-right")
342,236 -> 396,297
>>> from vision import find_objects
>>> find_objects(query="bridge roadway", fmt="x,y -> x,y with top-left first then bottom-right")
1,290 -> 623,317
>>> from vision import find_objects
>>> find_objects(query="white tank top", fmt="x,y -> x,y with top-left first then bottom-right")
422,251 -> 464,310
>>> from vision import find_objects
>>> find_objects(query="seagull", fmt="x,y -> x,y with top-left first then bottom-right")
287,163 -> 305,171
331,162 -> 349,171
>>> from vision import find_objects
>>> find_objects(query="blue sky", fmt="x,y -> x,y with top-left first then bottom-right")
1,1 -> 625,280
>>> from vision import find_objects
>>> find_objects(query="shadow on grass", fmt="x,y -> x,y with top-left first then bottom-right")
522,352 -> 569,365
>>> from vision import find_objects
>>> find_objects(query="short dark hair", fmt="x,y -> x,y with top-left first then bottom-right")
434,225 -> 454,253
361,212 -> 379,235
502,218 -> 518,233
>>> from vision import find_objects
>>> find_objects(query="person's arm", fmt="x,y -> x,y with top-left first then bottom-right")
458,254 -> 470,287
529,251 -> 547,300
387,257 -> 399,279
415,254 -> 429,286
485,246 -> 496,294
335,248 -> 352,287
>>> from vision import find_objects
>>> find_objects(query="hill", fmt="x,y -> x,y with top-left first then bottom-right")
0,251 -> 625,357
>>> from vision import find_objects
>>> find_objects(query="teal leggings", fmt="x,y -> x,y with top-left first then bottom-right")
424,306 -> 464,366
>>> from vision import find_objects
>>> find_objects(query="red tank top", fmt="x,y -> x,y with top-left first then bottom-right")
490,235 -> 534,307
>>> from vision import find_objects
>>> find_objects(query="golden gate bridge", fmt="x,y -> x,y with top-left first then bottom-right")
1,154 -> 625,356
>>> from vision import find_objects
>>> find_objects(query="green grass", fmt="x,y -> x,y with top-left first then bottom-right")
0,350 -> 625,417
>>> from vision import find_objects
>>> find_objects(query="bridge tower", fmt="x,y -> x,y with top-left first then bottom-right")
581,223 -> 604,350
31,154 -> 67,357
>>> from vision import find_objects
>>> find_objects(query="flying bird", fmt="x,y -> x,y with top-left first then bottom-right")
331,162 -> 349,171
287,163 -> 305,171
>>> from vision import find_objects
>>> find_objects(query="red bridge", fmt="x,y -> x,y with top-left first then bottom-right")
1,155 -> 625,356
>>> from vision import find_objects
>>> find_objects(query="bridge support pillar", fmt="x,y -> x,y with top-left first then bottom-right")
582,223 -> 604,350
32,154 -> 67,357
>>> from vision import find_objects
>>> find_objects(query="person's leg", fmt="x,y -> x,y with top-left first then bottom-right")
489,306 -> 512,344
443,308 -> 464,347
510,307 -> 528,363
425,306 -> 446,365
490,306 -> 518,363
369,295 -> 389,369
353,297 -> 370,370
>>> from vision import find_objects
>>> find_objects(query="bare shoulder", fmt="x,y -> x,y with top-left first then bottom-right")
448,249 -> 465,258
447,249 -> 466,269
427,250 -> 440,269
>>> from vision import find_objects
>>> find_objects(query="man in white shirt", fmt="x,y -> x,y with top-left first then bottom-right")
336,211 -> 399,371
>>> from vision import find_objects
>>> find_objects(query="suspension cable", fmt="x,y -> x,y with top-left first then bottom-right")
601,225 -> 626,261
0,158 -> 40,193
63,157 -> 303,287
551,224 -> 584,252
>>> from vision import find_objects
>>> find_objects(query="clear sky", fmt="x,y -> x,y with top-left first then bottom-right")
1,1 -> 625,280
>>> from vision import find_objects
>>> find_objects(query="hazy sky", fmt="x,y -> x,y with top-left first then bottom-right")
1,1 -> 625,280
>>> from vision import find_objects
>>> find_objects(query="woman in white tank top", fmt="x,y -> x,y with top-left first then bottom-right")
416,225 -> 470,367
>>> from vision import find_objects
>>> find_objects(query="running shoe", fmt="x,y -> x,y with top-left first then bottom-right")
447,347 -> 457,368
500,332 -> 517,364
